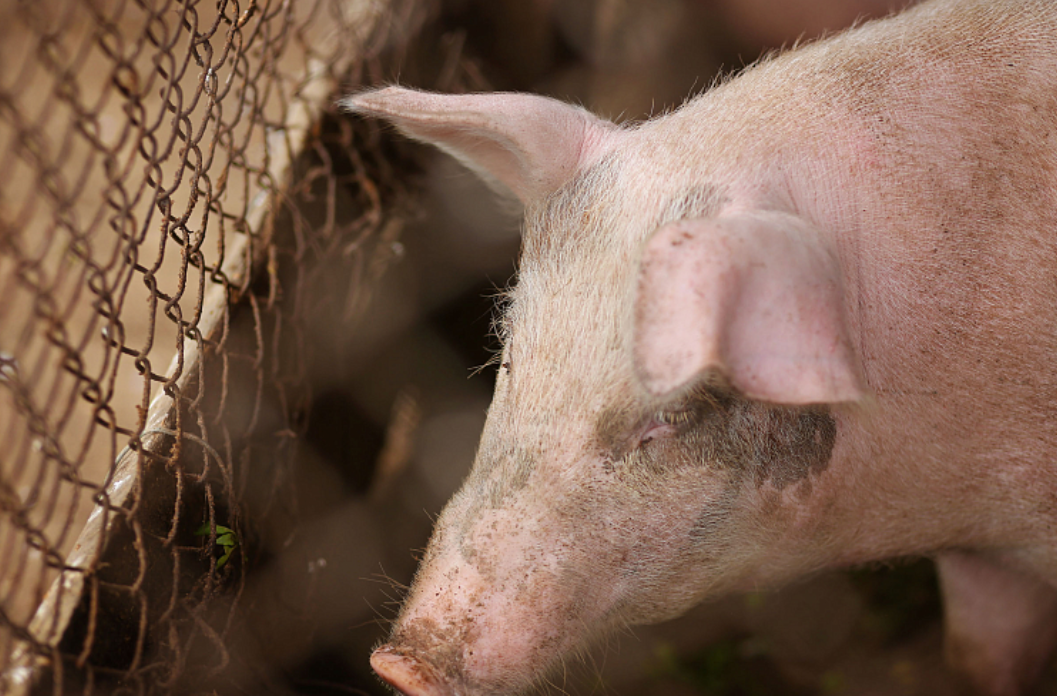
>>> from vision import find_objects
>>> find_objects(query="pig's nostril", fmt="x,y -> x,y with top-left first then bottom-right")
370,646 -> 449,696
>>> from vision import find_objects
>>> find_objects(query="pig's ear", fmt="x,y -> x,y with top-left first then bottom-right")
341,87 -> 616,203
634,211 -> 866,405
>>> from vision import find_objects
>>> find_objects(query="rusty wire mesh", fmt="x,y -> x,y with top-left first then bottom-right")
0,0 -> 435,691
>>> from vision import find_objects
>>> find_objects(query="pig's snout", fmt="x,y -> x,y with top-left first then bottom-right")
370,495 -> 613,694
370,646 -> 451,695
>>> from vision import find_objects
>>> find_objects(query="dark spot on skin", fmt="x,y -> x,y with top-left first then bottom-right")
680,386 -> 836,490
734,403 -> 837,490
602,382 -> 836,491
690,484 -> 739,543
596,387 -> 838,571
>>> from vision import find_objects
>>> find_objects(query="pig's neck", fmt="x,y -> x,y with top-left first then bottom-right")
775,109 -> 1057,580
762,378 -> 1057,584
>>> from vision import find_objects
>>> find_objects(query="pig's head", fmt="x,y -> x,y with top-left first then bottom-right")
343,87 -> 866,694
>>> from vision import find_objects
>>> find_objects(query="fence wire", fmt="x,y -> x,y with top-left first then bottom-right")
0,0 -> 429,691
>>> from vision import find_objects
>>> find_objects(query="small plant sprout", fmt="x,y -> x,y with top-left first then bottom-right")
195,521 -> 238,570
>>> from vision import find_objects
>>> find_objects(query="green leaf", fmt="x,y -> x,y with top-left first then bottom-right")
195,523 -> 235,538
197,521 -> 238,569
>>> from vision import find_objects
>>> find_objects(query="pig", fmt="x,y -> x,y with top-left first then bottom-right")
342,0 -> 1057,693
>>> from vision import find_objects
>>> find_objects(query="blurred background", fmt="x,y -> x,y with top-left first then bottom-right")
6,0 -> 1054,694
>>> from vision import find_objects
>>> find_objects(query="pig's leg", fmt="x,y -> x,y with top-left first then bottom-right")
936,550 -> 1057,694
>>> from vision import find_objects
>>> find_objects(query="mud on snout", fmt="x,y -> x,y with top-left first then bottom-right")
371,476 -> 648,695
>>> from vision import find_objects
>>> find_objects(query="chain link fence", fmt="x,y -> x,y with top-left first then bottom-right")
0,0 -> 449,691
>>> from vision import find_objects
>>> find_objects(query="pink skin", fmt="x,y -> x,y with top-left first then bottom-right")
346,1 -> 1057,693
374,427 -> 742,693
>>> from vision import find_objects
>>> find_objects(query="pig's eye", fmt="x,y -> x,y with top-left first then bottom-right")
639,408 -> 693,445
638,386 -> 726,447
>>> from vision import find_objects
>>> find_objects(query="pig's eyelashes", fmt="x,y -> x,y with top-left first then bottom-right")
657,407 -> 696,427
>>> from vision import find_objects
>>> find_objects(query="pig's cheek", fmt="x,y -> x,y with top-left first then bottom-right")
611,443 -> 732,552
594,465 -> 742,623
630,435 -> 751,545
